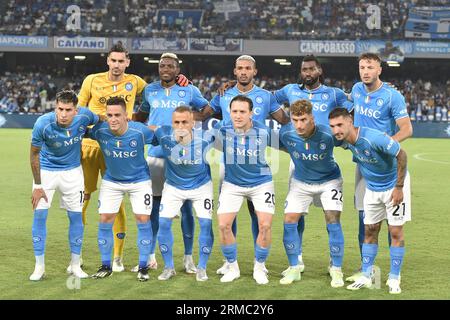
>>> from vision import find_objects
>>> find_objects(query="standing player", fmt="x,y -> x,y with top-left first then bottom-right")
214,95 -> 276,285
278,100 -> 345,288
274,54 -> 353,273
194,55 -> 289,275
155,106 -> 214,282
133,52 -> 209,273
77,43 -> 147,273
30,90 -> 98,280
347,52 -> 412,282
329,108 -> 410,294
89,97 -> 155,282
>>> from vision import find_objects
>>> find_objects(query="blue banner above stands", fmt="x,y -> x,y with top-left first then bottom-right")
54,36 -> 107,49
0,35 -> 48,48
131,38 -> 187,51
0,113 -> 40,128
405,6 -> 450,40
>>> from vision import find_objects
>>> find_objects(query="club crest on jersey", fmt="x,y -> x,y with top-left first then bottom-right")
255,96 -> 263,104
255,137 -> 263,145
129,139 -> 137,148
376,98 -> 384,106
125,82 -> 133,91
178,90 -> 186,98
104,149 -> 111,157
320,143 -> 326,150
293,151 -> 300,159
364,149 -> 371,157
78,125 -> 85,132
53,142 -> 62,148
321,93 -> 329,100
151,100 -> 160,108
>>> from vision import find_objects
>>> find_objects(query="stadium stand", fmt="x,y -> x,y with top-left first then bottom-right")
1,0 -> 448,39
1,69 -> 448,121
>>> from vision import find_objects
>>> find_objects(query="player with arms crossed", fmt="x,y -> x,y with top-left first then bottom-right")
133,53 -> 209,273
329,108 -> 410,294
347,52 -> 412,282
30,90 -> 99,280
195,55 -> 289,275
274,55 -> 353,274
89,97 -> 155,282
214,95 -> 277,285
278,100 -> 345,287
154,106 -> 214,282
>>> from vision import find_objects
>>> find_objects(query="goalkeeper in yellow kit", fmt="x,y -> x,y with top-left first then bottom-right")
74,43 -> 146,272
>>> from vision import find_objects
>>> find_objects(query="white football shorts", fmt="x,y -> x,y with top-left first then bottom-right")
217,181 -> 275,215
35,166 -> 84,211
159,181 -> 213,219
363,173 -> 411,226
284,177 -> 344,214
98,179 -> 152,215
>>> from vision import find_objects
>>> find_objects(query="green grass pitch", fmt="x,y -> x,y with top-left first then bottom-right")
0,128 -> 449,300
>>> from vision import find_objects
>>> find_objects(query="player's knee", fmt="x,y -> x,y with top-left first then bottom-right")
258,221 -> 272,235
284,214 -> 299,224
135,214 -> 150,224
100,214 -> 115,224
218,222 -> 232,235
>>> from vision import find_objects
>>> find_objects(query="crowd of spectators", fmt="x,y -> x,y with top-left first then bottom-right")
1,69 -> 448,121
1,0 -> 448,40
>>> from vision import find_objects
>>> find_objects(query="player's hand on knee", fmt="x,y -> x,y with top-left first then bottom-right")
390,187 -> 404,206
218,80 -> 237,96
176,74 -> 191,87
31,188 -> 47,210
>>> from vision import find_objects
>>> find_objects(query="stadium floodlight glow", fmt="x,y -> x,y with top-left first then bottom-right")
64,57 -> 70,61
74,56 -> 86,60
280,62 -> 292,66
274,58 -> 287,63
179,60 -> 183,64
148,59 -> 159,63
144,57 -> 149,61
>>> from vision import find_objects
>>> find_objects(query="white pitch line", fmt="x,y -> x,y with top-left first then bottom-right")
413,153 -> 450,165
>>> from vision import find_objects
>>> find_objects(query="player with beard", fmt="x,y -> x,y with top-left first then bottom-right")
274,55 -> 353,276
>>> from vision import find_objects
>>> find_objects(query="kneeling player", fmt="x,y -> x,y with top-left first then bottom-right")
279,100 -> 345,287
89,97 -> 155,282
29,90 -> 99,280
155,106 -> 214,281
330,108 -> 411,294
215,95 -> 276,285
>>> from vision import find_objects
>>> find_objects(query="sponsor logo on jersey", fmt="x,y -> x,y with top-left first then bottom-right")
376,98 -> 384,107
354,105 -> 381,119
178,90 -> 186,98
130,139 -> 137,148
255,96 -> 263,104
300,152 -> 327,161
99,94 -> 132,104
287,141 -> 297,147
112,150 -> 138,158
125,82 -> 133,91
151,100 -> 185,109
63,134 -> 84,147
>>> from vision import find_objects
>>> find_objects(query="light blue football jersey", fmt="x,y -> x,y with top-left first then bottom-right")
139,81 -> 208,157
274,84 -> 353,126
351,82 -> 409,136
214,120 -> 274,187
343,127 -> 400,191
89,121 -> 155,183
154,126 -> 214,190
31,107 -> 98,171
279,123 -> 341,184
210,84 -> 281,123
